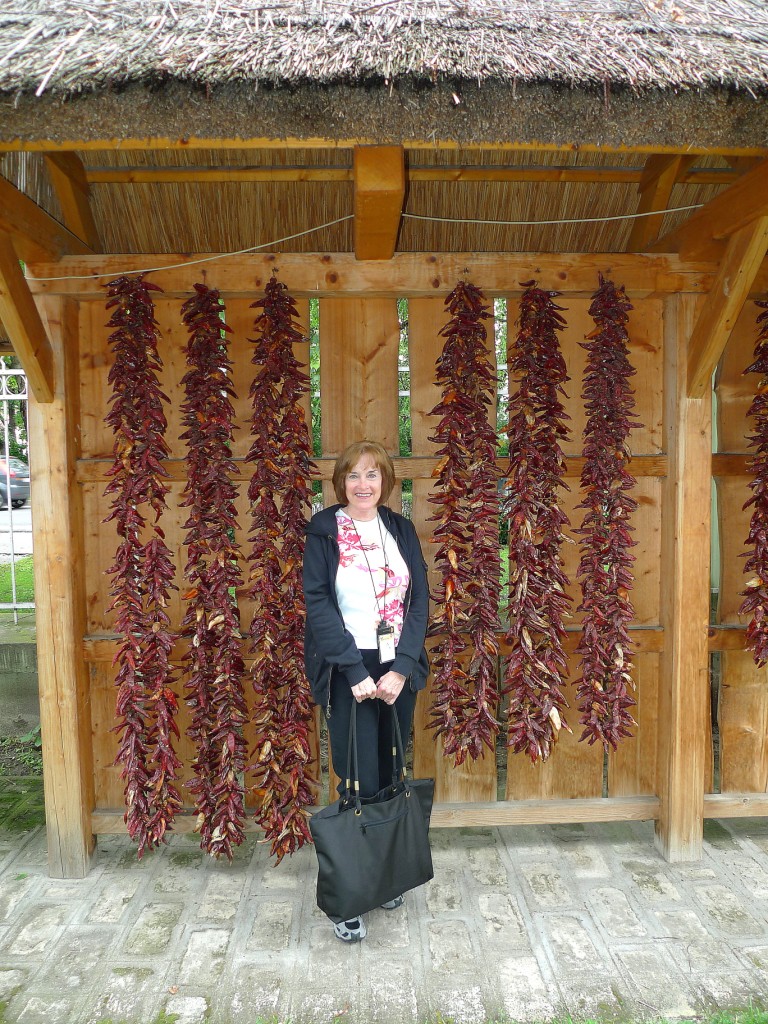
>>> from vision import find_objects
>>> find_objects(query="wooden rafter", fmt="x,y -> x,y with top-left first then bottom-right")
0,175 -> 93,263
687,216 -> 768,398
626,154 -> 696,252
43,152 -> 102,251
353,145 -> 405,261
0,232 -> 55,403
650,158 -> 768,261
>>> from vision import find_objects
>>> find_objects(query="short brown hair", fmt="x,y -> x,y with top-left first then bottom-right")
332,440 -> 396,505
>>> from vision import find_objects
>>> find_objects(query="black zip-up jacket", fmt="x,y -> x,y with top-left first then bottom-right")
303,503 -> 430,708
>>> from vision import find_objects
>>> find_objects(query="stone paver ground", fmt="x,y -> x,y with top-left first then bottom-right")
0,779 -> 767,1023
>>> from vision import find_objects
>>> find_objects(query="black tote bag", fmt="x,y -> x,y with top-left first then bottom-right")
309,703 -> 434,921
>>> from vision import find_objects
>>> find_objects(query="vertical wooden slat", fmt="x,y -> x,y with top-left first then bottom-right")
409,296 -> 498,801
31,296 -> 96,877
608,653 -> 660,796
714,301 -> 768,792
318,297 -> 400,790
655,293 -> 711,861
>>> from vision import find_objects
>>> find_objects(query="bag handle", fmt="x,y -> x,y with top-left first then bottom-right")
389,704 -> 409,787
343,700 -> 409,804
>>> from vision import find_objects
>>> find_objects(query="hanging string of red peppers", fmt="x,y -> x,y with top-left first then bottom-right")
740,299 -> 768,666
503,282 -> 573,763
179,284 -> 248,860
104,274 -> 181,855
245,275 -> 316,862
574,276 -> 640,749
427,280 -> 502,765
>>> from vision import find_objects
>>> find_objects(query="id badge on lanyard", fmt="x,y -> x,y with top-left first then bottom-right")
376,621 -> 396,663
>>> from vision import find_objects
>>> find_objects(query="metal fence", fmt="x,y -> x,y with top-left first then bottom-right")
0,367 -> 32,620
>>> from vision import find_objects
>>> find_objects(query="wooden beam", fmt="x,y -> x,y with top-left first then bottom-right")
650,158 -> 768,261
83,163 -> 739,186
626,154 -> 695,252
0,233 -> 55,402
25,251 -> 718,301
656,293 -> 711,862
2,137 -> 768,157
687,216 -> 768,398
0,174 -> 93,263
30,296 -> 96,877
353,146 -> 405,260
43,152 -> 102,251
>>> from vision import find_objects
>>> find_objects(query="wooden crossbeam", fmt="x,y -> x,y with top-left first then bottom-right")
687,216 -> 768,398
626,154 -> 695,252
0,174 -> 93,263
83,163 -> 740,186
0,233 -> 55,403
353,146 -> 405,260
650,158 -> 768,261
43,152 -> 102,251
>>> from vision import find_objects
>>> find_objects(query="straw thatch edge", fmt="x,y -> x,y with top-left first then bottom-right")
0,80 -> 766,152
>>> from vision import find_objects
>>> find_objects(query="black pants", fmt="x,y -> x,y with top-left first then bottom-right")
326,649 -> 418,799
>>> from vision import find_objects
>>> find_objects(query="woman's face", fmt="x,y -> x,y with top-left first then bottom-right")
344,454 -> 382,520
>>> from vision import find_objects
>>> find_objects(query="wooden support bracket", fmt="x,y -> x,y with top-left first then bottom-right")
353,146 -> 405,260
687,216 -> 768,398
44,152 -> 102,251
0,174 -> 93,263
650,158 -> 768,261
0,232 -> 55,403
626,154 -> 695,252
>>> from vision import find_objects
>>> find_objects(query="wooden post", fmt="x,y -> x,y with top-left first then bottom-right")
29,295 -> 96,877
655,293 -> 711,861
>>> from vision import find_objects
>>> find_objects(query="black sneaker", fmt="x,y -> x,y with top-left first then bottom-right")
333,917 -> 367,943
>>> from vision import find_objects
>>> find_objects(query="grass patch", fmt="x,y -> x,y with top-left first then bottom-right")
0,555 -> 34,604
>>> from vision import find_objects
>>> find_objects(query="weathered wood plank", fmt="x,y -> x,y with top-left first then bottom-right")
719,651 -> 768,793
626,154 -> 696,252
30,296 -> 96,877
0,233 -> 55,402
353,146 -> 405,260
43,152 -> 102,251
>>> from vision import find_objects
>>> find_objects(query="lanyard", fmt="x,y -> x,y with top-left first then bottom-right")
349,514 -> 390,625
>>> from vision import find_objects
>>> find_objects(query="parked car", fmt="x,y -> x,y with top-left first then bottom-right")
0,458 -> 30,509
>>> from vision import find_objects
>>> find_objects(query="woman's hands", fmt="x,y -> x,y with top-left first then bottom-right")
351,677 -> 378,702
351,671 -> 406,704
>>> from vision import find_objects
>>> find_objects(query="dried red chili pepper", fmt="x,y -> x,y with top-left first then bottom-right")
179,283 -> 248,860
574,274 -> 640,750
740,299 -> 768,666
245,274 -> 316,863
503,281 -> 572,764
428,280 -> 502,765
104,274 -> 181,856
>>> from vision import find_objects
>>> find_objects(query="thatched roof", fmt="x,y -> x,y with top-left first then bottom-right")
2,0 -> 768,97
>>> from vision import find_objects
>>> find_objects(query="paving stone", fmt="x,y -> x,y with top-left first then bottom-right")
729,854 -> 768,899
425,870 -> 463,913
425,982 -> 488,1024
365,957 -> 418,1022
0,873 -> 36,921
519,864 -> 573,908
86,875 -> 142,923
739,944 -> 768,971
366,904 -> 411,948
695,970 -> 768,1009
589,886 -> 647,938
165,993 -> 210,1024
197,870 -> 247,921
477,892 -> 529,947
654,908 -> 709,939
428,919 -> 475,976
695,883 -> 765,936
538,913 -> 601,972
468,845 -> 507,886
152,849 -> 205,895
622,858 -> 682,902
259,846 -> 313,889
178,928 -> 230,986
82,966 -> 160,1024
617,947 -> 698,1018
306,921 -> 365,982
122,902 -> 183,955
667,937 -> 742,974
227,965 -> 283,1023
554,971 -> 629,1018
495,954 -> 557,1020
245,899 -> 293,951
5,903 -> 71,954
0,966 -> 28,1003
14,993 -> 74,1024
559,843 -> 611,878
34,925 -> 115,991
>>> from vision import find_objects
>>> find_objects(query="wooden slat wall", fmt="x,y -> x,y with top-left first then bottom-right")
714,301 -> 768,793
74,275 -> 667,817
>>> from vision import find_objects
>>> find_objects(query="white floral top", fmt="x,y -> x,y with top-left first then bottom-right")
334,509 -> 410,650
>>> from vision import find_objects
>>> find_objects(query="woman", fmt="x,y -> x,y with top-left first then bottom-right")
303,440 -> 430,943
